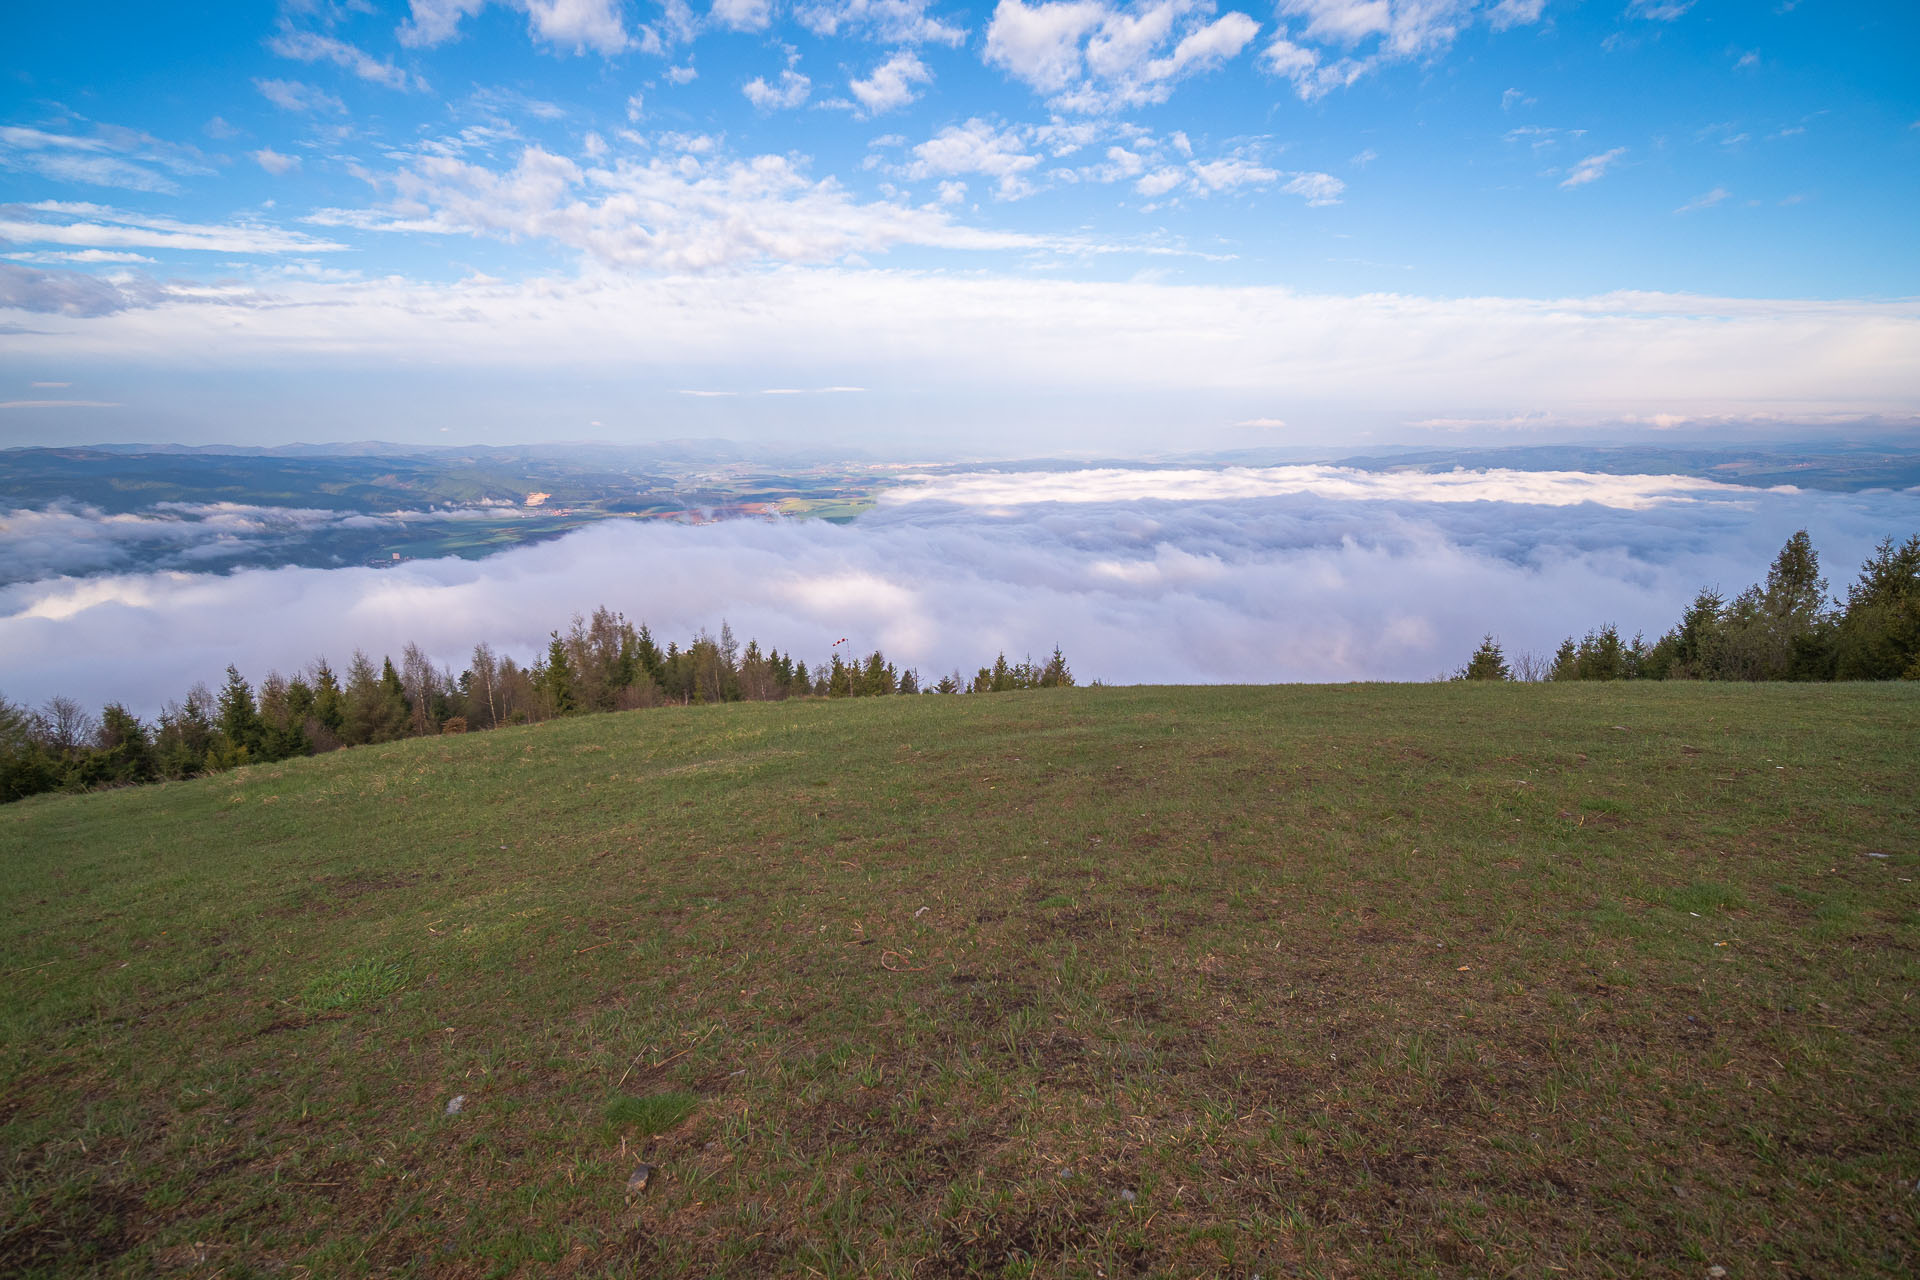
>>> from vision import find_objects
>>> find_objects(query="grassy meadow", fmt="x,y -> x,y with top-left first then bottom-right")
2,684 -> 1916,1277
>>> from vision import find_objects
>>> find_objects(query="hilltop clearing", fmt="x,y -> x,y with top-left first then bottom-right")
2,685 -> 1916,1277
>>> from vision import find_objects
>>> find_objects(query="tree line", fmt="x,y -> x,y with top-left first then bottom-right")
1459,530 -> 1920,683
0,608 -> 1074,804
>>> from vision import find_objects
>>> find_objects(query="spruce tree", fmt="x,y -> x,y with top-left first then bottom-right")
542,632 -> 580,715
1460,636 -> 1510,681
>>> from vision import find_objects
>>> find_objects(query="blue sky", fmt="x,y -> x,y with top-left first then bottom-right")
2,1 -> 1917,451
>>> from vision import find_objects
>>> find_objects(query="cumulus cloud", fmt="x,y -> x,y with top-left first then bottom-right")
744,69 -> 813,111
1561,147 -> 1626,188
985,0 -> 1262,113
1134,154 -> 1343,203
4,474 -> 1912,712
710,0 -> 773,31
313,141 -> 1060,268
906,119 -> 1044,198
1261,0 -> 1547,100
0,123 -> 214,194
1627,0 -> 1693,20
400,0 -> 634,55
794,0 -> 969,44
850,51 -> 934,115
252,148 -> 303,175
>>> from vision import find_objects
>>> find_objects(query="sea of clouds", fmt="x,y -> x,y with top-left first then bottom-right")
2,466 -> 1916,714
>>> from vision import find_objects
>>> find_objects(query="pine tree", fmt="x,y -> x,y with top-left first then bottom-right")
542,632 -> 580,715
217,665 -> 264,755
1460,636 -> 1510,681
1835,534 -> 1920,679
1040,646 -> 1074,688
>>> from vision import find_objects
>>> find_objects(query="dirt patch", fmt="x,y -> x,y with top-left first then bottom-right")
0,1180 -> 143,1273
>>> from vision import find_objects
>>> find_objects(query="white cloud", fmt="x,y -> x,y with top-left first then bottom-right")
0,123 -> 214,195
1135,166 -> 1185,196
1675,186 -> 1729,214
256,78 -> 347,113
1560,146 -> 1626,188
1500,86 -> 1533,110
399,0 -> 633,55
794,0 -> 969,44
252,148 -> 303,176
710,0 -> 773,32
986,0 -> 1261,113
907,119 -> 1043,198
1487,0 -> 1543,27
14,266 -> 1916,445
0,202 -> 349,255
744,69 -> 813,111
1140,155 -> 1344,202
665,65 -> 700,85
5,475 -> 1911,711
0,399 -> 121,410
887,465 -> 1758,510
4,249 -> 154,264
1281,171 -> 1345,204
316,142 -> 1060,268
1627,0 -> 1693,20
1262,0 -> 1546,100
1188,156 -> 1279,190
267,27 -> 425,91
850,52 -> 934,116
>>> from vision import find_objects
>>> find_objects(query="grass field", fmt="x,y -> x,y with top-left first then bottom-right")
2,684 -> 1917,1278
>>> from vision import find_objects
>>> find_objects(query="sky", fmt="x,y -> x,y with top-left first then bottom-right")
2,0 -> 1917,453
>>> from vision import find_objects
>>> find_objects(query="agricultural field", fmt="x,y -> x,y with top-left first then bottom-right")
2,684 -> 1916,1277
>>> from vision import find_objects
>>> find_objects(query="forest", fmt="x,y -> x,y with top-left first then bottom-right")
0,618 -> 1073,804
3,528 -> 1915,806
1460,530 -> 1920,683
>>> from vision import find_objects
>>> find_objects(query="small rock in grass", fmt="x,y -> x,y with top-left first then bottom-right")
626,1164 -> 654,1195
1118,1188 -> 1137,1204
1706,1268 -> 1727,1279
444,1095 -> 465,1116
1865,852 -> 1889,859
1055,1167 -> 1074,1181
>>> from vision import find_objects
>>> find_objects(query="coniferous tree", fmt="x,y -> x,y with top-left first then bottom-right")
1040,646 -> 1074,688
216,665 -> 264,762
1459,636 -> 1510,681
309,659 -> 347,745
541,632 -> 580,715
1834,535 -> 1920,679
377,658 -> 413,739
92,703 -> 156,785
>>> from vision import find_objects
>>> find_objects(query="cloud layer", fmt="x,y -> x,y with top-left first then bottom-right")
7,269 -> 1915,433
4,471 -> 1914,713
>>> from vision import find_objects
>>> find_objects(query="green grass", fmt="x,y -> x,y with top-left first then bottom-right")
2,683 -> 1917,1277
301,957 -> 412,1012
604,1091 -> 700,1135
